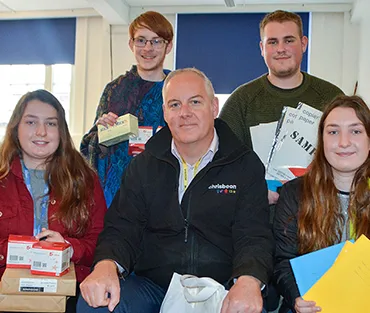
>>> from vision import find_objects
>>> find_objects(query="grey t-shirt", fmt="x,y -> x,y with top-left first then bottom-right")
338,191 -> 350,241
29,169 -> 49,232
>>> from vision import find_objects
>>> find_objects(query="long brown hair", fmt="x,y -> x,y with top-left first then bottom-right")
0,90 -> 95,236
298,95 -> 370,254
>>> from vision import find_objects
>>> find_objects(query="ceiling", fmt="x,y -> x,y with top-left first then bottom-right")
0,0 -> 356,25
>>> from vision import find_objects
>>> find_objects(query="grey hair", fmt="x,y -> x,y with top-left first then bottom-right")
163,67 -> 215,99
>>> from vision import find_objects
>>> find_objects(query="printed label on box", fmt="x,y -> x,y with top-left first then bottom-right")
19,278 -> 58,293
129,126 -> 153,144
128,126 -> 153,156
8,251 -> 26,263
31,246 -> 71,276
7,242 -> 34,266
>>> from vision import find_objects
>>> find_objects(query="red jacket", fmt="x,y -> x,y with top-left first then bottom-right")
0,157 -> 107,282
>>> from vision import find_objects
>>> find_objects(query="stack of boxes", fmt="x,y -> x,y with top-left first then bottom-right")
0,235 -> 76,312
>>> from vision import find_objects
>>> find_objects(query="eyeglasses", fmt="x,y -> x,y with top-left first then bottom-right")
132,37 -> 168,49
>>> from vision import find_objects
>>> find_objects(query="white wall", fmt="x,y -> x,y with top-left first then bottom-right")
70,16 -> 111,145
305,10 -> 370,104
309,12 -> 359,96
350,0 -> 370,104
69,11 -> 366,146
355,20 -> 370,103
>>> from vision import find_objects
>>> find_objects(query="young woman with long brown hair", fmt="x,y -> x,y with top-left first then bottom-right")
0,89 -> 107,312
273,95 -> 370,313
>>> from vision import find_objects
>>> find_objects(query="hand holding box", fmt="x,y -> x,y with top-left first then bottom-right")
98,113 -> 139,147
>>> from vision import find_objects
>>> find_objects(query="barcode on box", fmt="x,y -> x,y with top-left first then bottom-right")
33,261 -> 47,268
7,240 -> 36,266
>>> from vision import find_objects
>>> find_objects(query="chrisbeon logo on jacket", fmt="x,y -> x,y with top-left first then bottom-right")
208,183 -> 237,194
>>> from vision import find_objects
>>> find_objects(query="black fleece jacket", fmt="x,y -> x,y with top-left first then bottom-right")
273,177 -> 302,311
94,119 -> 274,288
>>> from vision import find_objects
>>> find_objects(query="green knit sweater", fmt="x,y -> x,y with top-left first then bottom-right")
219,72 -> 343,148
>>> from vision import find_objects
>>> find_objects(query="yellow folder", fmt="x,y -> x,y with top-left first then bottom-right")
333,240 -> 353,264
303,235 -> 370,313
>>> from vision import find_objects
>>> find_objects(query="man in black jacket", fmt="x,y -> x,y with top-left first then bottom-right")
78,68 -> 274,313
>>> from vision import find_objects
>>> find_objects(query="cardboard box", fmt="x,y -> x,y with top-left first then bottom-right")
31,241 -> 71,277
98,113 -> 139,147
6,235 -> 38,269
1,263 -> 76,296
0,290 -> 66,312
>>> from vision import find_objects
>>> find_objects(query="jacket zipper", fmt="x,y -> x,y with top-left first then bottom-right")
185,191 -> 195,274
170,150 -> 248,242
184,192 -> 192,243
184,218 -> 189,243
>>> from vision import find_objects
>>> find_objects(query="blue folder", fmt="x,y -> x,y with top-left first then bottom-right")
266,180 -> 283,192
290,241 -> 351,295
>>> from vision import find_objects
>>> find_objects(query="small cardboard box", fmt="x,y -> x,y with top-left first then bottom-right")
98,113 -> 139,147
0,287 -> 66,312
31,241 -> 71,277
1,262 -> 76,296
6,235 -> 38,269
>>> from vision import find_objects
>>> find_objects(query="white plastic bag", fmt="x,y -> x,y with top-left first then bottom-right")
160,272 -> 228,313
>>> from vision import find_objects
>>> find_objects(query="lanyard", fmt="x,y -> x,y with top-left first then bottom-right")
21,160 -> 49,236
349,221 -> 356,240
182,158 -> 202,191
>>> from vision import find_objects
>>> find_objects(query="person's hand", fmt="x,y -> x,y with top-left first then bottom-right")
36,228 -> 65,242
96,112 -> 119,128
268,190 -> 280,205
80,260 -> 120,312
221,275 -> 263,313
294,297 -> 321,313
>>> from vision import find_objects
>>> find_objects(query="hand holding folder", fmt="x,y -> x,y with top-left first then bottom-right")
303,235 -> 370,312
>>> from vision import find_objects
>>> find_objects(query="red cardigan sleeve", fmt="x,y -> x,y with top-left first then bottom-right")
0,238 -> 8,270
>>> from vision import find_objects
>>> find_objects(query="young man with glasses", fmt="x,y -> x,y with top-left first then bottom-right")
80,11 -> 173,207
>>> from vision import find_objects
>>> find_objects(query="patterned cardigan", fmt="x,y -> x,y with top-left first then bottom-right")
80,65 -> 169,207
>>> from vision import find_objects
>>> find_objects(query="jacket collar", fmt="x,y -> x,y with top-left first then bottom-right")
146,118 -> 250,163
129,65 -> 171,80
10,155 -> 23,179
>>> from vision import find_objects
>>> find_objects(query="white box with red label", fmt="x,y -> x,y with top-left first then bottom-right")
6,235 -> 39,269
30,241 -> 71,277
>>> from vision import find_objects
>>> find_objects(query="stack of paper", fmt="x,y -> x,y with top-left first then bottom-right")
251,103 -> 322,191
266,103 -> 322,182
250,121 -> 277,167
291,235 -> 370,312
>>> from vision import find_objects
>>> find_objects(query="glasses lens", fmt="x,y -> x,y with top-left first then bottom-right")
134,38 -> 146,47
152,39 -> 163,48
133,38 -> 166,49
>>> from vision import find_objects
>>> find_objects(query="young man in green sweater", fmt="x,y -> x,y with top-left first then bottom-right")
219,10 -> 343,204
